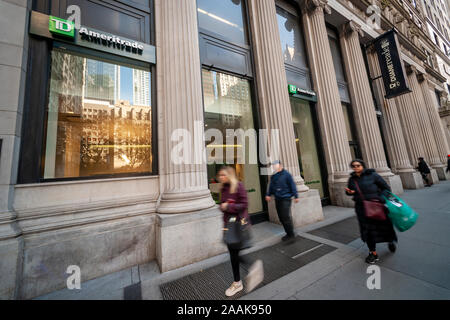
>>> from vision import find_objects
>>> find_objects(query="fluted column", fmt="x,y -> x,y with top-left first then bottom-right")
302,0 -> 353,206
339,21 -> 403,193
406,67 -> 442,170
247,0 -> 308,192
155,0 -> 215,214
418,74 -> 450,180
395,90 -> 426,167
366,49 -> 423,189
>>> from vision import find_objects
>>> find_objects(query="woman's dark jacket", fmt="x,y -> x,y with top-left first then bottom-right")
220,182 -> 250,225
417,160 -> 431,174
346,169 -> 397,244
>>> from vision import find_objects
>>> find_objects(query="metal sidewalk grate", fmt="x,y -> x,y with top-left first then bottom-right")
160,236 -> 336,300
307,216 -> 360,244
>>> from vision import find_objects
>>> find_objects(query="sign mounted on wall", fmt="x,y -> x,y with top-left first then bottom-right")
373,29 -> 411,99
49,16 -> 75,39
29,11 -> 155,64
288,84 -> 317,102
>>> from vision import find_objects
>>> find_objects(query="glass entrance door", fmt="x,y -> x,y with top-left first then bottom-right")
202,69 -> 263,215
290,97 -> 327,200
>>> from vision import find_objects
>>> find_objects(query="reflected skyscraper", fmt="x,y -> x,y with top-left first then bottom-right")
133,69 -> 151,106
84,59 -> 120,104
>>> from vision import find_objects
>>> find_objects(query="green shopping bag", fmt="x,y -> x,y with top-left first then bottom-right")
383,192 -> 418,232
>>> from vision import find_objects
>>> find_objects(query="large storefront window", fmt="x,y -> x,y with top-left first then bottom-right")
202,69 -> 263,215
197,0 -> 247,45
290,97 -> 325,198
43,50 -> 152,179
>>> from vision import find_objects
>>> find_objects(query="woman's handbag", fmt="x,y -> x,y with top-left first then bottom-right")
354,180 -> 388,221
382,192 -> 418,232
223,198 -> 252,250
223,216 -> 252,250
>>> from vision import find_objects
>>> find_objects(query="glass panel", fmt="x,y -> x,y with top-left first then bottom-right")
276,6 -> 308,69
197,0 -> 247,45
43,50 -> 152,179
341,103 -> 354,142
202,69 -> 263,214
327,31 -> 346,83
290,97 -> 325,198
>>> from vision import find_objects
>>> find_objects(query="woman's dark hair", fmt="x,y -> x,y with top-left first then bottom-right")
350,159 -> 366,169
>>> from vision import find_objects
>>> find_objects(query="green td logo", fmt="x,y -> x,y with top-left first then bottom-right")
49,16 -> 75,39
288,84 -> 297,94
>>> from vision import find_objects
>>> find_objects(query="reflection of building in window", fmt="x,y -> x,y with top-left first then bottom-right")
45,51 -> 152,179
84,59 -> 120,104
133,69 -> 151,106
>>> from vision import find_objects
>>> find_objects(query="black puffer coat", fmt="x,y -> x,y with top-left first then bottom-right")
347,169 -> 397,244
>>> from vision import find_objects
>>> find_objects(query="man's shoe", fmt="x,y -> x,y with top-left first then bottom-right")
225,281 -> 243,297
388,242 -> 397,253
282,235 -> 295,242
245,260 -> 264,293
365,252 -> 379,264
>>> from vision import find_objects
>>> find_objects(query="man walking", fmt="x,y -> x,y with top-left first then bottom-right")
265,160 -> 299,242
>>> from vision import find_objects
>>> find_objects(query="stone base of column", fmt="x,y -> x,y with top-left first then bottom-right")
156,207 -> 227,273
379,173 -> 404,195
397,170 -> 424,189
0,213 -> 23,300
432,165 -> 450,181
267,189 -> 324,229
157,189 -> 216,214
430,169 -> 440,184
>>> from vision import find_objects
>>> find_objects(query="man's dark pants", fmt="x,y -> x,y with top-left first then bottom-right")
275,198 -> 295,237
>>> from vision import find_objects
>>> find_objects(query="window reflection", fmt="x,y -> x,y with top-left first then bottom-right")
276,6 -> 307,69
43,50 -> 152,179
202,70 -> 263,214
291,98 -> 325,198
197,0 -> 247,45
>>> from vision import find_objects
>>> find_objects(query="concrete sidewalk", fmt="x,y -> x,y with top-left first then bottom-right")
243,181 -> 450,300
36,181 -> 450,300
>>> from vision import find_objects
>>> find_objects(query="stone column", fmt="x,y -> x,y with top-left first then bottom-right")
418,74 -> 450,180
302,0 -> 354,207
0,0 -> 27,299
155,0 -> 221,273
366,50 -> 423,189
156,0 -> 215,214
406,66 -> 440,184
339,21 -> 403,194
247,0 -> 323,227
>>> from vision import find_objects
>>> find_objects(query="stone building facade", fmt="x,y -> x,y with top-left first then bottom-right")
0,0 -> 449,299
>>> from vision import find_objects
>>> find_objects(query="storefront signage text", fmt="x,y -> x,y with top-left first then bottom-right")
288,85 -> 316,97
49,16 -> 75,38
29,11 -> 155,64
79,27 -> 145,54
373,29 -> 410,99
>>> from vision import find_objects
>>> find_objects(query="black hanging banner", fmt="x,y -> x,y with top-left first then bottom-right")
374,29 -> 411,99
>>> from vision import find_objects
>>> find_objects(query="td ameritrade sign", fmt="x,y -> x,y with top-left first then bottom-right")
29,11 -> 155,64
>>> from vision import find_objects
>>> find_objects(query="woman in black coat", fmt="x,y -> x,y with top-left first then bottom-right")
345,159 -> 398,264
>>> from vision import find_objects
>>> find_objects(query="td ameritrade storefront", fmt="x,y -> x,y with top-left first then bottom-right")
20,5 -> 156,184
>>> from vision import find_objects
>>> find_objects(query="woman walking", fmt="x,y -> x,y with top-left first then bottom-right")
345,160 -> 398,264
218,166 -> 263,297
